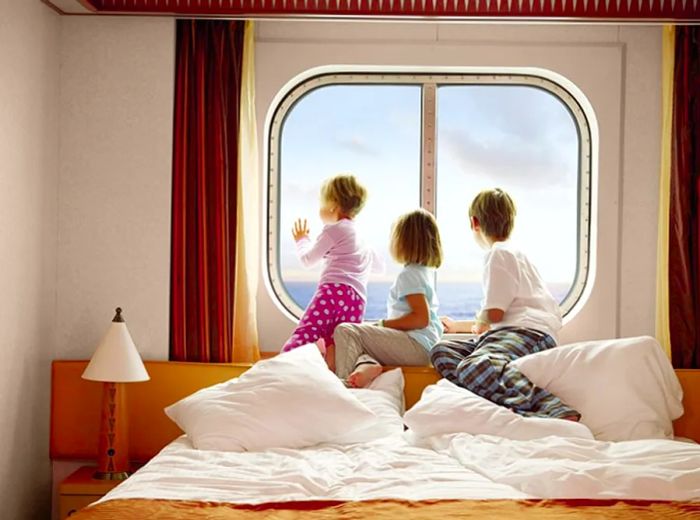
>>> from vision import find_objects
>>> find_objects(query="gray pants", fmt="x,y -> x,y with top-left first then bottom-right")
333,323 -> 431,380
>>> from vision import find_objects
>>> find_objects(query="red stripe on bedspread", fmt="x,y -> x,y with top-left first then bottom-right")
71,498 -> 700,519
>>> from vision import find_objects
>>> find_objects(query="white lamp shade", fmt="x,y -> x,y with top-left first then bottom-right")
82,318 -> 150,383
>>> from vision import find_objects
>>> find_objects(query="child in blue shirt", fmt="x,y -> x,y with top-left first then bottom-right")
431,188 -> 580,420
334,209 -> 443,388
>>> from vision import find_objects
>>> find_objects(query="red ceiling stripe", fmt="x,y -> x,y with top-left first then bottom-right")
78,0 -> 699,18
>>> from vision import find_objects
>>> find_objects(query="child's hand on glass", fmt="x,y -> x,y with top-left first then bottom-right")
292,218 -> 310,242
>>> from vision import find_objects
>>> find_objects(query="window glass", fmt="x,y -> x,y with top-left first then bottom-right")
278,85 -> 421,320
269,74 -> 589,325
435,85 -> 579,319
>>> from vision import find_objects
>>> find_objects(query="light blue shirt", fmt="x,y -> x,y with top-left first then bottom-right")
386,264 -> 442,351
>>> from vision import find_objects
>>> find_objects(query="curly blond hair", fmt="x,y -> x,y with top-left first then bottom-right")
320,174 -> 367,218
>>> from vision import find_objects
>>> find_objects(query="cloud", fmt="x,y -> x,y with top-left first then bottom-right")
439,126 -> 576,189
281,183 -> 319,201
436,85 -> 581,189
335,135 -> 380,157
448,85 -> 574,141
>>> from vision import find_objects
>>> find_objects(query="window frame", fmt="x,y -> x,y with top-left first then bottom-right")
265,68 -> 594,323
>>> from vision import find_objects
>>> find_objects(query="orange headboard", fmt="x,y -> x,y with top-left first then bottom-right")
50,361 -> 440,462
50,361 -> 699,462
674,369 -> 699,442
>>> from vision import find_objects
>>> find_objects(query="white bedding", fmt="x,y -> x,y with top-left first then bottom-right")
423,433 -> 700,501
99,432 -> 700,507
98,434 -> 529,505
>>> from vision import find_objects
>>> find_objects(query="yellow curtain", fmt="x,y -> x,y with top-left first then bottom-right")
233,21 -> 261,362
655,25 -> 675,359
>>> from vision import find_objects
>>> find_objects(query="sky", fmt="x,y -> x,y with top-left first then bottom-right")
275,82 -> 580,291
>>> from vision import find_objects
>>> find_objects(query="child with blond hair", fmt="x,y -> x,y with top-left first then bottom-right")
334,209 -> 443,388
282,175 -> 381,370
431,188 -> 580,420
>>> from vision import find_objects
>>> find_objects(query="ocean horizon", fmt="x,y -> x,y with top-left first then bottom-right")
283,280 -> 570,321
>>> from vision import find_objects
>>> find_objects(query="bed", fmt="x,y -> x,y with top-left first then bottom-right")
52,337 -> 700,519
69,435 -> 700,519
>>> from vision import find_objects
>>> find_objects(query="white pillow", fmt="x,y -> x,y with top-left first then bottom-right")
404,379 -> 593,440
164,344 -> 378,452
335,368 -> 405,444
511,335 -> 683,441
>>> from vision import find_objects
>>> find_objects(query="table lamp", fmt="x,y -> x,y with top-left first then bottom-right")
82,307 -> 149,480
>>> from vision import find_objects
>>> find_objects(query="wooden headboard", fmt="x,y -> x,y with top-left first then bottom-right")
50,361 -> 700,462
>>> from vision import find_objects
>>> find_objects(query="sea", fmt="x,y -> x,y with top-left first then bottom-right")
284,281 -> 569,321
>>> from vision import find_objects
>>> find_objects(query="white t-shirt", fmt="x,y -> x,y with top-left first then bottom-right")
481,241 -> 562,342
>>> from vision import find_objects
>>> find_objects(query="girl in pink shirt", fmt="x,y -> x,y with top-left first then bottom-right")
282,175 -> 381,369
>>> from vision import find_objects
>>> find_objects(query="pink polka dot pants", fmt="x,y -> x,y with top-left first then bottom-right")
282,283 -> 365,353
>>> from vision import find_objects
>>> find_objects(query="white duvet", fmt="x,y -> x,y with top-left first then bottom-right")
99,432 -> 700,506
423,433 -> 700,501
98,434 -> 528,505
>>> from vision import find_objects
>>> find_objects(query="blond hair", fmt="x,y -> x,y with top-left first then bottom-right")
390,209 -> 443,268
320,174 -> 367,218
469,188 -> 517,240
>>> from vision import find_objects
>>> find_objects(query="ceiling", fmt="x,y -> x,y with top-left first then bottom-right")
44,0 -> 699,20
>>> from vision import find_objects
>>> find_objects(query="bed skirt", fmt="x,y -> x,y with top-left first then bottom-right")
71,498 -> 700,519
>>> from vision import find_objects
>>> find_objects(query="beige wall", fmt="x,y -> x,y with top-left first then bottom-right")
51,19 -> 664,357
255,22 -> 662,349
0,0 -> 60,518
57,17 -> 175,360
617,26 -> 663,337
53,20 -> 662,360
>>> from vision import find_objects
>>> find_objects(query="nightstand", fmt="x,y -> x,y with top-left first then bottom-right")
58,466 -> 123,519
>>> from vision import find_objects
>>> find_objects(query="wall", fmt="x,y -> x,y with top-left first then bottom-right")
53,20 -> 661,356
57,17 -> 175,360
255,22 -> 662,349
0,0 -> 60,518
617,27 -> 663,337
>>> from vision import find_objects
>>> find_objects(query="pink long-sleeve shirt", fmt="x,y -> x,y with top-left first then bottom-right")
295,219 -> 382,301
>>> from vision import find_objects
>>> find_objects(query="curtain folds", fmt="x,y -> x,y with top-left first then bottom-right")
232,21 -> 261,363
655,26 -> 675,360
668,26 -> 700,369
170,20 -> 259,363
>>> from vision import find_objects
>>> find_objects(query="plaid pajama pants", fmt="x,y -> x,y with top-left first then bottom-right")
430,327 -> 580,420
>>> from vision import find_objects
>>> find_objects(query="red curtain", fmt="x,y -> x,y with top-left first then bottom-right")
669,26 -> 700,369
170,20 -> 245,362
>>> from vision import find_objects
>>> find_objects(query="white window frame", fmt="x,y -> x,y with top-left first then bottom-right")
265,67 -> 596,323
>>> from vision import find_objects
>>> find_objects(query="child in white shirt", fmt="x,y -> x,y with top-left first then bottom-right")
432,188 -> 580,420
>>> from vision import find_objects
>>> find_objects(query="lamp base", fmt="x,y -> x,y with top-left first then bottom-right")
93,470 -> 130,481
96,382 -> 130,479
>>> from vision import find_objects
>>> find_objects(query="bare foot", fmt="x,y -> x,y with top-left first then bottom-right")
347,363 -> 382,388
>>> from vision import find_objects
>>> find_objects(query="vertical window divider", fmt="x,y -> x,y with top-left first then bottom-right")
421,83 -> 438,214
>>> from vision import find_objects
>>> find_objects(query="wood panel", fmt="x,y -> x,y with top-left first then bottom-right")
673,369 -> 700,442
51,361 -> 251,462
51,361 -> 699,462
